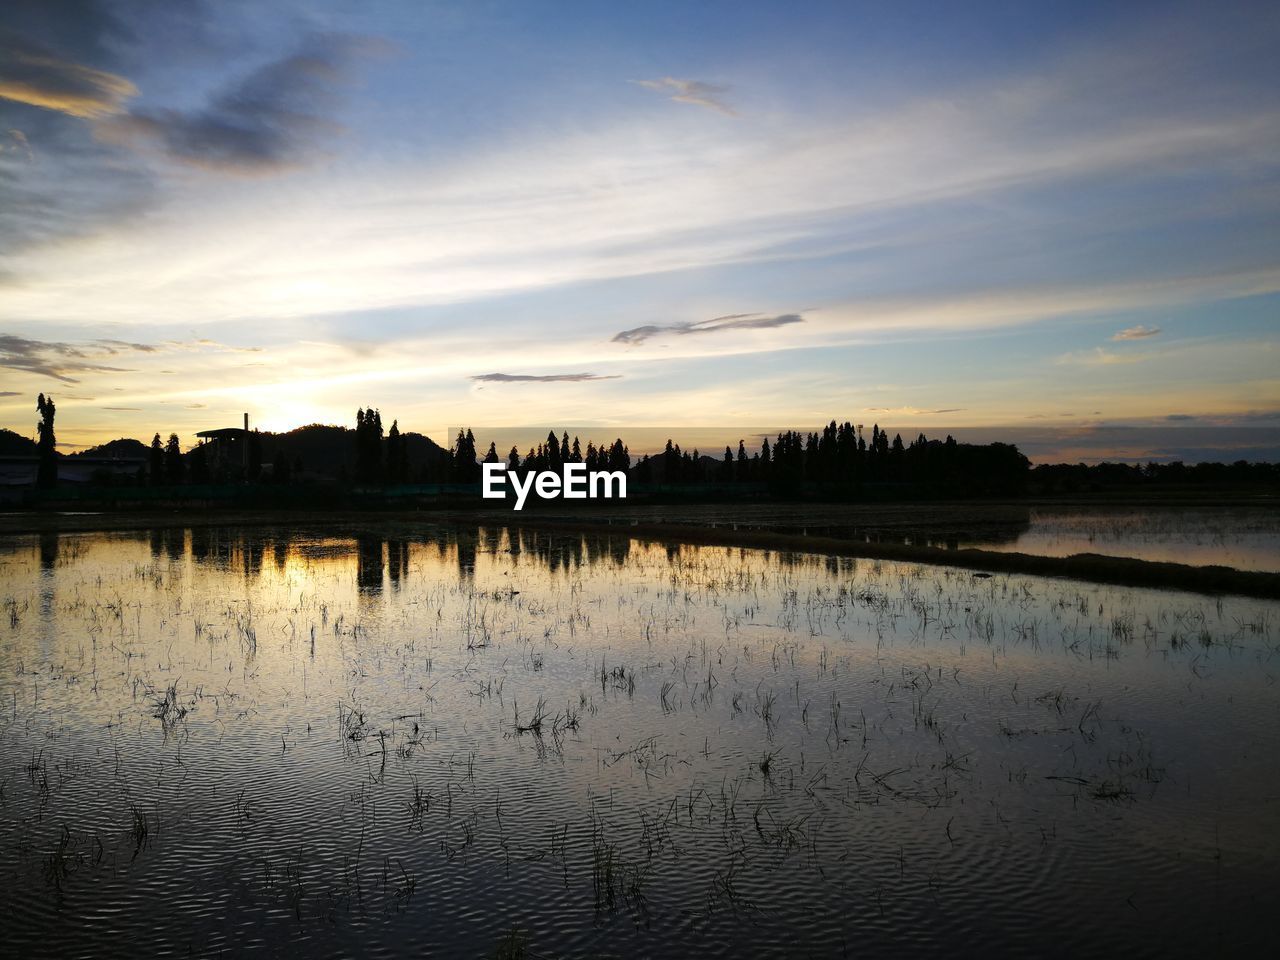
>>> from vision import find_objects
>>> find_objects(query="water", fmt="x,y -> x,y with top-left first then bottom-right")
1,524 -> 1278,957
971,505 -> 1280,571
517,502 -> 1280,571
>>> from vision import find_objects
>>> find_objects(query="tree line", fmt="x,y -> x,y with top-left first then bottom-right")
624,422 -> 1030,496
24,395 -> 1279,498
1031,459 -> 1280,492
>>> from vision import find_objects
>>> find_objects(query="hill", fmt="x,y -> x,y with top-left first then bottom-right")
0,429 -> 38,457
260,424 -> 451,480
70,438 -> 149,460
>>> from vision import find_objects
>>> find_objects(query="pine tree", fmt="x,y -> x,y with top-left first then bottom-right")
149,433 -> 164,485
165,433 -> 184,484
35,393 -> 57,488
546,430 -> 562,470
387,419 -> 403,483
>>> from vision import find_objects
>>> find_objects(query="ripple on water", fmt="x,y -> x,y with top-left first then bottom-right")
0,524 -> 1277,957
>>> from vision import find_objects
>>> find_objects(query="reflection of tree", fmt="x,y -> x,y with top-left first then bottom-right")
39,530 -> 58,573
479,527 -> 502,557
387,539 -> 409,589
453,530 -> 477,578
606,535 -> 631,567
242,537 -> 265,580
273,537 -> 290,572
148,528 -> 184,562
160,524 -> 860,588
357,535 -> 384,595
191,527 -> 211,564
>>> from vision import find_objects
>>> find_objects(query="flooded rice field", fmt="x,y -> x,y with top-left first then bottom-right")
539,502 -> 1280,572
1,524 -> 1278,957
970,506 -> 1280,571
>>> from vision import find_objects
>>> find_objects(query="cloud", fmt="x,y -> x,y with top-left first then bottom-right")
101,406 -> 141,411
1165,413 -> 1196,421
0,390 -> 20,397
1056,346 -> 1150,366
163,338 -> 261,352
634,77 -> 735,115
2,128 -> 33,161
867,406 -> 966,415
97,34 -> 389,174
1226,409 -> 1280,424
1112,324 -> 1162,340
0,30 -> 137,119
0,333 -> 137,382
470,372 -> 622,383
613,312 -> 804,346
94,339 -> 159,354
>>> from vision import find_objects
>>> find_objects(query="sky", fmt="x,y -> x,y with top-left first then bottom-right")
1,0 -> 1278,462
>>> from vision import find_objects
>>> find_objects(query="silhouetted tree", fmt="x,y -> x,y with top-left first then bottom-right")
452,428 -> 480,482
165,433 -> 184,484
546,430 -> 563,471
35,393 -> 56,488
149,433 -> 164,485
386,419 -> 406,484
607,439 -> 629,472
355,408 -> 384,483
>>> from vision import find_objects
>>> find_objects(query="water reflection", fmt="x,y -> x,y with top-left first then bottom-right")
532,502 -> 1280,571
1,525 -> 1276,957
38,529 -> 58,572
356,534 -> 384,595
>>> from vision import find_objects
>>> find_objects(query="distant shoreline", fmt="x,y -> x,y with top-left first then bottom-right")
1,502 -> 1277,599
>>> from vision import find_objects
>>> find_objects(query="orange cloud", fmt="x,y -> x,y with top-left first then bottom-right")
0,41 -> 136,119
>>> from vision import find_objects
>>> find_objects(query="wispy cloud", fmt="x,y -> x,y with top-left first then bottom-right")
0,30 -> 136,118
1057,347 -> 1150,366
2,128 -> 33,161
470,372 -> 622,383
164,338 -> 263,353
867,406 -> 966,415
97,35 -> 390,175
613,313 -> 803,347
94,339 -> 159,354
1112,324 -> 1162,340
634,77 -> 735,115
0,333 -> 233,384
0,333 -> 137,382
